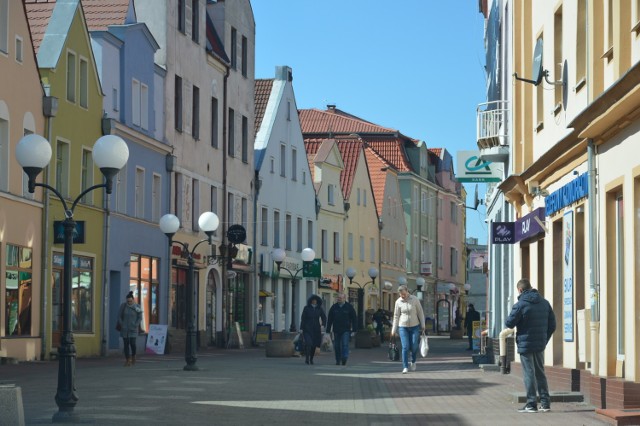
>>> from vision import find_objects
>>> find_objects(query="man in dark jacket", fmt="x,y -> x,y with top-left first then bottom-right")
464,304 -> 480,350
326,293 -> 357,366
505,279 -> 556,414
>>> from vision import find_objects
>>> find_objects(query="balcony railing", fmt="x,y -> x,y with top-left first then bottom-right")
476,100 -> 509,149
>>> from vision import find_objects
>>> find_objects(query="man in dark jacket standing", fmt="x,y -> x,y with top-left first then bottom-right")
464,304 -> 480,350
505,279 -> 556,414
326,293 -> 357,366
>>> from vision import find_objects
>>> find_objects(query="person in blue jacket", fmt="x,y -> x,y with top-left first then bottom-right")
505,279 -> 556,414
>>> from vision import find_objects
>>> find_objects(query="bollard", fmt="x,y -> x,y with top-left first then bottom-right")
0,384 -> 26,426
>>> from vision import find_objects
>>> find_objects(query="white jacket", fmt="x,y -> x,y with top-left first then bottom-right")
391,295 -> 425,335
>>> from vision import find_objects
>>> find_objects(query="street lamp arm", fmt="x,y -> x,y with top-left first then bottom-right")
278,265 -> 303,281
70,182 -> 111,212
31,182 -> 71,216
191,237 -> 212,255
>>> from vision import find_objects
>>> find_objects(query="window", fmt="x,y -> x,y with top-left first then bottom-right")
177,0 -> 186,33
211,185 -> 218,236
55,140 -> 70,197
5,245 -> 33,336
437,244 -> 443,269
302,170 -> 306,185
291,147 -> 297,181
152,174 -> 161,222
285,214 -> 292,250
261,207 -> 268,245
0,117 -> 8,191
327,184 -> 335,205
114,165 -> 127,214
576,0 -> 587,89
191,0 -> 199,43
67,51 -> 76,102
141,84 -> 148,130
230,27 -> 237,70
296,217 -> 302,252
15,36 -> 23,63
357,188 -> 361,205
421,239 -> 429,263
553,6 -> 563,111
273,211 -> 280,248
605,0 -> 614,59
211,97 -> 218,148
307,220 -> 313,249
369,238 -> 375,262
129,255 -> 160,330
79,58 -> 88,108
615,194 -> 624,356
192,85 -> 200,139
228,108 -> 235,156
241,197 -> 247,230
269,156 -> 275,174
450,247 -> 458,275
175,75 -> 183,131
321,230 -> 328,261
0,0 -> 8,53
132,79 -> 141,125
80,149 -> 93,204
333,232 -> 340,263
135,167 -> 145,218
227,192 -> 234,224
437,198 -> 443,219
450,201 -> 458,224
241,115 -> 248,162
287,100 -> 291,121
393,241 -> 398,265
535,35 -> 544,131
359,236 -> 365,262
192,179 -> 199,231
52,254 -> 94,332
347,233 -> 354,260
241,35 -> 247,77
421,191 -> 427,213
280,143 -> 286,177
363,191 -> 366,207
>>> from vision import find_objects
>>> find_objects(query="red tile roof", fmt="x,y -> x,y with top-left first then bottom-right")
254,79 -> 273,136
81,0 -> 131,31
24,0 -> 57,53
429,147 -> 443,158
299,108 -> 396,135
364,148 -> 389,217
334,135 -> 363,199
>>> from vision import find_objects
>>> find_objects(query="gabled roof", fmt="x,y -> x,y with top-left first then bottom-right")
255,79 -> 274,136
81,0 -> 134,31
333,135 -> 363,200
299,108 -> 396,135
364,148 -> 391,217
24,0 -> 57,53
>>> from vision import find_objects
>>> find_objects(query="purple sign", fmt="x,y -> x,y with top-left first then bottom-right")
492,222 -> 515,244
515,208 -> 546,242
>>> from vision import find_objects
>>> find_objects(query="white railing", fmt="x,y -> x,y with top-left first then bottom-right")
476,100 -> 509,148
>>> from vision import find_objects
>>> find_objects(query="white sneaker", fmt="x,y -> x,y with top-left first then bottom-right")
410,362 -> 417,371
402,368 -> 408,374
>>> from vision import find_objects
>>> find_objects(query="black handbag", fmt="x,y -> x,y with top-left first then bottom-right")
388,339 -> 400,361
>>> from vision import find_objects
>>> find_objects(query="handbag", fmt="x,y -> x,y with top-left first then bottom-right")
388,339 -> 400,361
420,333 -> 429,357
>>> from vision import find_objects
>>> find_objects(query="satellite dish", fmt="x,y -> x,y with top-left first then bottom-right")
531,38 -> 544,86
562,59 -> 569,111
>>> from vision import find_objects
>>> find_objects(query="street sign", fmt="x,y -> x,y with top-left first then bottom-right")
303,258 -> 321,278
226,224 -> 246,244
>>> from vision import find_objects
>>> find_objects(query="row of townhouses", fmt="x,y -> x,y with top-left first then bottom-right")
477,0 -> 640,414
0,0 -> 470,363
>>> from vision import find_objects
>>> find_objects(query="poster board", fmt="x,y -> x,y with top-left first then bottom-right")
472,320 -> 485,351
145,324 -> 168,355
255,324 -> 271,344
235,322 -> 244,349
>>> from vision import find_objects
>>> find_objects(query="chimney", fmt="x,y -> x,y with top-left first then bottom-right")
327,104 -> 336,111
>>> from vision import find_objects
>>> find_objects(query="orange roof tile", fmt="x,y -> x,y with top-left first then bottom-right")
429,147 -> 443,158
299,108 -> 396,135
333,135 -> 362,199
364,148 -> 389,217
81,0 -> 131,31
254,79 -> 273,136
24,0 -> 57,53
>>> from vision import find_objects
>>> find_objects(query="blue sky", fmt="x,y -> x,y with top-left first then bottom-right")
252,1 -> 489,244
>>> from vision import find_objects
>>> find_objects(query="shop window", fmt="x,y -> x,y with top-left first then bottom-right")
129,254 -> 160,331
5,245 -> 33,336
52,253 -> 94,332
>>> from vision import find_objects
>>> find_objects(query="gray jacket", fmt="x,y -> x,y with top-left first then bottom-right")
118,302 -> 143,338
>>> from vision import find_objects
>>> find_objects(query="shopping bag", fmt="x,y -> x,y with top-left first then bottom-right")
388,340 -> 400,361
420,333 -> 429,358
321,333 -> 333,352
294,333 -> 304,353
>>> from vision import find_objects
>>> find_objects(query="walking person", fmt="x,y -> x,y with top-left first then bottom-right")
299,294 -> 327,365
391,285 -> 425,374
464,304 -> 480,350
505,279 -> 556,413
372,308 -> 390,343
326,293 -> 357,366
116,291 -> 143,367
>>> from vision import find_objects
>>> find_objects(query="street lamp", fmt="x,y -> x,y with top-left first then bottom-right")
16,133 -> 129,422
159,212 -> 219,371
345,266 -> 379,330
272,247 -> 315,332
464,282 -> 472,295
416,277 -> 425,300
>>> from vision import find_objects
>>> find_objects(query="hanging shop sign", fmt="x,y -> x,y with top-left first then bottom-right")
515,208 -> 546,242
545,172 -> 589,216
491,222 -> 515,244
456,151 -> 503,182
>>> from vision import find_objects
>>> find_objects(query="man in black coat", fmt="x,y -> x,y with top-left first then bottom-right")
326,293 -> 357,366
505,279 -> 556,414
464,304 -> 480,350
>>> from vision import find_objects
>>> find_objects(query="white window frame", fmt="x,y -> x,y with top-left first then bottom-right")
15,35 -> 23,63
0,0 -> 9,54
152,173 -> 161,222
135,167 -> 145,219
79,56 -> 88,108
80,148 -> 94,204
66,50 -> 77,103
132,79 -> 141,126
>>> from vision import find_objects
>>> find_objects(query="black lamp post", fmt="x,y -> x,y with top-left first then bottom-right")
16,133 -> 129,422
345,266 -> 379,330
159,212 -> 219,371
272,247 -> 315,332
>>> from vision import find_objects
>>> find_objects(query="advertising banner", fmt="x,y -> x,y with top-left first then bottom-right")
145,324 -> 168,355
563,211 -> 574,342
491,222 -> 515,244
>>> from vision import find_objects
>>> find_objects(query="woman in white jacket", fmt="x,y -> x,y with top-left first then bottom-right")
391,285 -> 425,374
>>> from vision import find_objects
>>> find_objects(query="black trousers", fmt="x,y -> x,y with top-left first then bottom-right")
123,337 -> 137,357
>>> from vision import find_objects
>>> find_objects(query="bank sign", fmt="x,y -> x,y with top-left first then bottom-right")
545,172 -> 589,216
456,151 -> 502,182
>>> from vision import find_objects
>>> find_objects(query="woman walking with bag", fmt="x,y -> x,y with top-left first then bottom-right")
116,291 -> 143,366
299,294 -> 327,365
391,285 -> 425,374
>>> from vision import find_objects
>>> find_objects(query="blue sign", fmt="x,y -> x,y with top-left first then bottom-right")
491,222 -> 515,244
545,173 -> 589,216
515,208 -> 546,242
53,221 -> 86,244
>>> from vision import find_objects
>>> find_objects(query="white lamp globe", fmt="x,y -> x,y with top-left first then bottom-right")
301,248 -> 315,262
398,276 -> 407,286
198,212 -> 219,233
92,135 -> 129,171
345,267 -> 356,279
16,134 -> 52,169
272,248 -> 286,263
416,277 -> 426,289
159,214 -> 180,235
368,267 -> 379,279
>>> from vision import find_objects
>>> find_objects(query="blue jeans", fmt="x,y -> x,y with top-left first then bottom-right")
333,331 -> 350,362
398,325 -> 421,369
520,351 -> 550,407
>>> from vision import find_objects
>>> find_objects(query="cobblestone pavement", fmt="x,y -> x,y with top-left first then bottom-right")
1,336 -> 608,425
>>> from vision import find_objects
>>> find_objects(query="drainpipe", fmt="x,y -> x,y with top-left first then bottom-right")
587,139 -> 599,376
253,171 -> 260,327
434,188 -> 440,334
40,92 -> 57,360
220,66 -> 230,347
